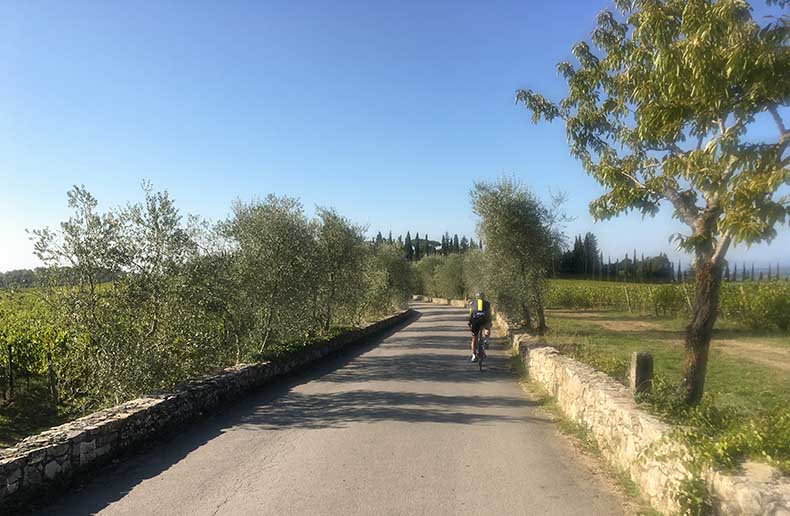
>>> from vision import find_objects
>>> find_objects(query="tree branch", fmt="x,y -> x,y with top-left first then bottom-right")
662,186 -> 700,227
711,232 -> 732,266
768,104 -> 787,143
622,171 -> 645,188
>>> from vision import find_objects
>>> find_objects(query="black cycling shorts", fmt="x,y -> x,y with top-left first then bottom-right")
470,318 -> 490,335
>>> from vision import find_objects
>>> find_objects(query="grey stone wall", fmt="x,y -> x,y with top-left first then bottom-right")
0,310 -> 412,511
515,335 -> 790,516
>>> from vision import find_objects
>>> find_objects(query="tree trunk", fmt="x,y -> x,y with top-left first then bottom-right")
47,352 -> 59,407
522,303 -> 533,330
682,256 -> 724,405
536,305 -> 547,334
6,345 -> 13,401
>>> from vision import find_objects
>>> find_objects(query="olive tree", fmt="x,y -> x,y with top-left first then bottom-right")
471,178 -> 558,332
413,255 -> 443,296
361,243 -> 414,317
433,254 -> 466,299
32,186 -> 127,405
462,248 -> 488,298
224,195 -> 318,350
313,208 -> 368,331
32,184 -> 207,405
517,0 -> 788,404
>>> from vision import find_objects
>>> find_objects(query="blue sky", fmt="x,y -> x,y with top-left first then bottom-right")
1,0 -> 787,271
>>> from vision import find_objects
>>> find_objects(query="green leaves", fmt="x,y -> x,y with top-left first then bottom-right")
516,0 -> 789,252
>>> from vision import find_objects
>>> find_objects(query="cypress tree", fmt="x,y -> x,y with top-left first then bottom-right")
751,263 -> 755,281
623,253 -> 628,282
733,263 -> 738,282
599,252 -> 604,281
768,263 -> 772,280
641,253 -> 646,282
404,232 -> 414,261
724,263 -> 730,282
414,233 -> 421,260
453,234 -> 460,253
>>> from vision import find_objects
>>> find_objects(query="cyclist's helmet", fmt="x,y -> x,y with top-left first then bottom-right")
475,291 -> 485,299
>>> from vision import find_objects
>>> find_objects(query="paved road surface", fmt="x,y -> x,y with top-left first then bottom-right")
38,303 -> 622,515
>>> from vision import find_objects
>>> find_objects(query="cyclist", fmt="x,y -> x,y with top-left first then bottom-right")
468,291 -> 492,362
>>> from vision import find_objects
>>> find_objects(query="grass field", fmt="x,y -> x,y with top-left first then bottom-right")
544,310 -> 790,413
543,309 -> 790,474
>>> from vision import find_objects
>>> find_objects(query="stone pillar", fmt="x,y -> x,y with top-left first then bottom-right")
629,352 -> 653,395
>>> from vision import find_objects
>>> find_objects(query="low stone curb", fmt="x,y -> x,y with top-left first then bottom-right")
413,295 -> 790,515
0,309 -> 413,511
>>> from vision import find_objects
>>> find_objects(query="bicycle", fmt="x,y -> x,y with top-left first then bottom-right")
473,328 -> 488,371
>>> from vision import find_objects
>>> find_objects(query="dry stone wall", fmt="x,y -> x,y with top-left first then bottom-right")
516,337 -> 689,514
515,335 -> 790,515
0,310 -> 412,511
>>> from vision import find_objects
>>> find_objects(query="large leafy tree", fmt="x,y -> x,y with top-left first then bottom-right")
518,0 -> 789,404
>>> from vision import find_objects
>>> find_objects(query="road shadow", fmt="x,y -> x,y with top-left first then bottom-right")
392,324 -> 467,334
235,390 -> 548,430
318,351 -> 512,384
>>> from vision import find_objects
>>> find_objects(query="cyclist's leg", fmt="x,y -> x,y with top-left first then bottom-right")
483,321 -> 492,348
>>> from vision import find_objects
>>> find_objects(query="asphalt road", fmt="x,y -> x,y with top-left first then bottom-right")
38,303 -> 623,516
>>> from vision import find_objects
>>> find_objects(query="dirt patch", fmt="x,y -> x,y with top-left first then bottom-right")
552,311 -> 790,373
714,339 -> 790,373
551,310 -> 676,333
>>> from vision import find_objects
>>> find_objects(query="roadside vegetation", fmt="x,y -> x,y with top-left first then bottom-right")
0,185 -> 414,446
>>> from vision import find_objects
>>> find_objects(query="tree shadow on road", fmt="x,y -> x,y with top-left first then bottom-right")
235,390 -> 549,431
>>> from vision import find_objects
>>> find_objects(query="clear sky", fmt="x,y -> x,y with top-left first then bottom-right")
1,0 -> 787,272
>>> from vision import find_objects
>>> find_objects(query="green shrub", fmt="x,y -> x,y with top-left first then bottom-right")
639,375 -> 790,475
